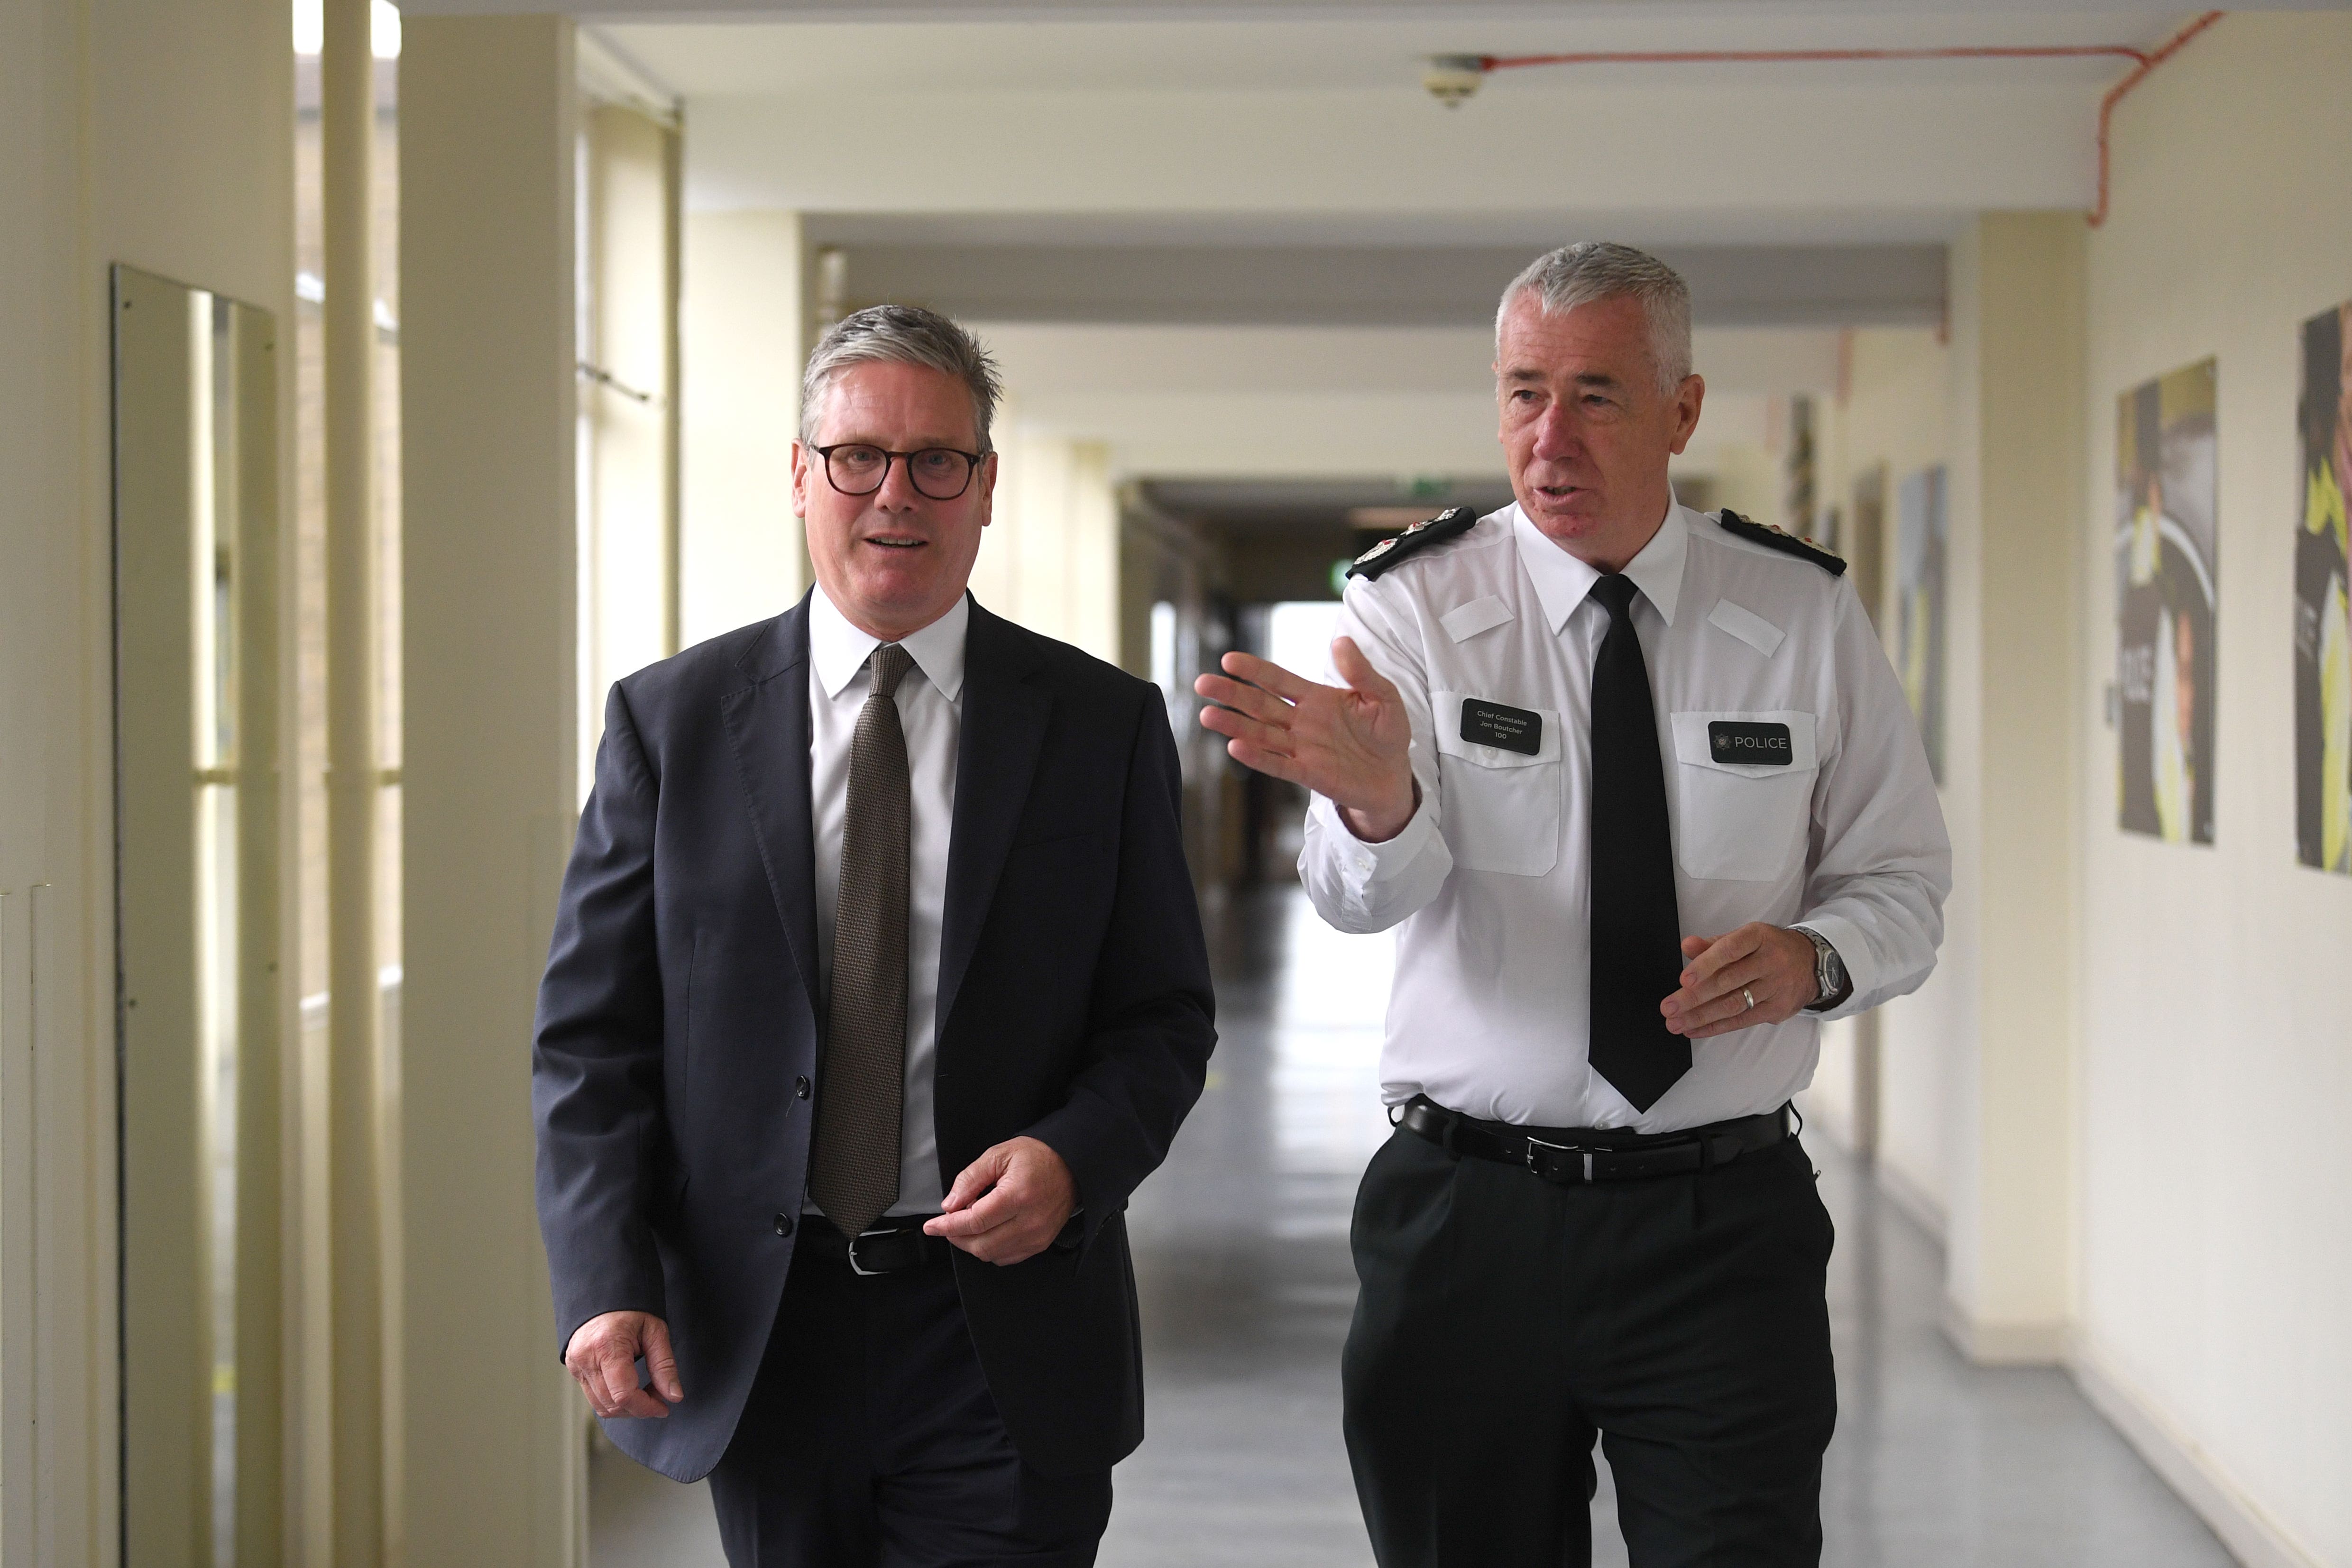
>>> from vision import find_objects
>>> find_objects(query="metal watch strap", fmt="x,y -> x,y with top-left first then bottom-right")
1796,926 -> 1847,1011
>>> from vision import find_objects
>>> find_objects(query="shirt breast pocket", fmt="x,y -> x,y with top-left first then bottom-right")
1669,710 -> 1819,882
1433,689 -> 1562,876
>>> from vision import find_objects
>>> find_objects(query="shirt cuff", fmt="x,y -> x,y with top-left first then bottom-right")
1311,786 -> 1436,889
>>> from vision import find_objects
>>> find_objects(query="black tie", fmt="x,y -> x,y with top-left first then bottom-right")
1587,575 -> 1690,1111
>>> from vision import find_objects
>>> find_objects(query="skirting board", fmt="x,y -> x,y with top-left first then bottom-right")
2071,1342 -> 2323,1568
1940,1300 -> 2068,1366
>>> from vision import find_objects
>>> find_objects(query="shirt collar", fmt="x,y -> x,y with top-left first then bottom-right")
1510,497 -> 1690,634
808,587 -> 970,703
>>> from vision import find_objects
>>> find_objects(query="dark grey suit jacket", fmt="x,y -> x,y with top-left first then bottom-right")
533,593 -> 1216,1481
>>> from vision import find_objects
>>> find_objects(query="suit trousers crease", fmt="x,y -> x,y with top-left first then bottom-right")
1342,1128 -> 1837,1568
708,1247 -> 1112,1568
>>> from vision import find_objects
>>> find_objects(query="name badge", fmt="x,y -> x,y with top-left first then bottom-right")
1461,698 -> 1543,756
1708,721 -> 1793,765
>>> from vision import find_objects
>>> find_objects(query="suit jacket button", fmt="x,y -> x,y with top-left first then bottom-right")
773,1213 -> 794,1237
794,1075 -> 810,1100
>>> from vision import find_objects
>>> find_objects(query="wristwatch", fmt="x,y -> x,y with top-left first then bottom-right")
1794,926 -> 1849,1012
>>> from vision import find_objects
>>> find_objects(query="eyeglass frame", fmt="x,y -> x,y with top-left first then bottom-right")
810,442 -> 991,502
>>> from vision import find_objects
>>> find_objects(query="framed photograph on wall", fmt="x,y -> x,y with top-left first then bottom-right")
2115,358 -> 2218,845
2295,303 -> 2351,872
1895,465 -> 1947,784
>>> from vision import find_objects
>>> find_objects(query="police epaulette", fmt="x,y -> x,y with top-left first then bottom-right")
1717,510 -> 1847,577
1346,506 -> 1478,581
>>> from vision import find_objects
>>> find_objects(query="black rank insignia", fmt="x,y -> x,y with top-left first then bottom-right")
1346,506 -> 1479,582
1717,510 -> 1847,577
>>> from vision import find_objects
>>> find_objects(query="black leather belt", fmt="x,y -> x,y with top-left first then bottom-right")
1400,1095 -> 1791,1185
797,1215 -> 950,1276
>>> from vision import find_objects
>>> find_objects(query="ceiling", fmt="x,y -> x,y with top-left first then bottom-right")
589,10 -> 2195,94
409,0 -> 2314,23
570,6 -> 2245,284
397,0 -> 2288,487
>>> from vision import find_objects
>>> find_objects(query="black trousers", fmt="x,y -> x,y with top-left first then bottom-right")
707,1244 -> 1112,1568
1342,1125 -> 1838,1568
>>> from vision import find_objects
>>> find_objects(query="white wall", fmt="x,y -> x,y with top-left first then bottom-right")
400,16 -> 587,1567
0,6 -> 102,1560
0,1 -> 297,1562
2073,16 -> 2352,1567
0,6 -> 296,1561
1945,213 -> 2085,1362
973,423 -> 1121,660
680,209 -> 807,646
1807,327 -> 1950,1172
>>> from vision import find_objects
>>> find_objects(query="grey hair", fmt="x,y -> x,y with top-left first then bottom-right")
799,303 -> 1005,451
1495,242 -> 1693,396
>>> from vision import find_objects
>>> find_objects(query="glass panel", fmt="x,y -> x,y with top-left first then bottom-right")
113,265 -> 283,1568
577,100 -> 680,805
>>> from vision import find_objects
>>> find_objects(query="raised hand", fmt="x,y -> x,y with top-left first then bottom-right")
1194,638 -> 1419,843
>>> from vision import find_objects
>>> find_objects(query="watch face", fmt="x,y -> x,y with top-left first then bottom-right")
1809,933 -> 1844,993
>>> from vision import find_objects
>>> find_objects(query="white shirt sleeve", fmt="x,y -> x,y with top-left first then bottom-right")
1297,579 -> 1455,933
1798,579 -> 1954,1017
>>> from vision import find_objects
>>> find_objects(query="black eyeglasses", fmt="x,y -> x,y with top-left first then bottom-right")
813,443 -> 987,502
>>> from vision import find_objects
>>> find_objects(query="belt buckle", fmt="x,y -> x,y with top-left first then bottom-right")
1523,1136 -> 1596,1183
846,1227 -> 898,1277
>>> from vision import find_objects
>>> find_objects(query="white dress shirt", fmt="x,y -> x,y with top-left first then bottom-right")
806,588 -> 967,1216
1301,502 -> 1952,1134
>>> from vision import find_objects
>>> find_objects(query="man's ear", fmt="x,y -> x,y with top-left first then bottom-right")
788,439 -> 810,519
1668,374 -> 1706,457
975,449 -> 1000,526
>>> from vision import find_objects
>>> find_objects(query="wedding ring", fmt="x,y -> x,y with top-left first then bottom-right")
1741,986 -> 1756,1011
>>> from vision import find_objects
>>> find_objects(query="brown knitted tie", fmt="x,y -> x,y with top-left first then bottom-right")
809,642 -> 915,1238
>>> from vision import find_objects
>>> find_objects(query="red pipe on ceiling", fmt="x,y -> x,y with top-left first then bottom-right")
1465,13 -> 2226,228
2090,11 -> 2225,226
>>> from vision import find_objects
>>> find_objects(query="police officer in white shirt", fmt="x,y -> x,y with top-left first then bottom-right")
1195,243 -> 1950,1566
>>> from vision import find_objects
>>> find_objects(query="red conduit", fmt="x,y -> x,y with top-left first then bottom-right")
1469,13 -> 2226,228
1480,45 -> 2153,70
2091,12 -> 2225,227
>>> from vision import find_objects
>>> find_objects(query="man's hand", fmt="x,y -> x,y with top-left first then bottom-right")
1660,923 -> 1820,1039
563,1310 -> 683,1420
923,1136 -> 1077,1265
1194,639 -> 1417,843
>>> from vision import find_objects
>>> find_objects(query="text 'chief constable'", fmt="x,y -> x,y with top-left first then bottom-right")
1197,242 -> 1952,1567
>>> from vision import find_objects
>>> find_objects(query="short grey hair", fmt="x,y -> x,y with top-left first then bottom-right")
1496,242 -> 1693,396
799,303 -> 1005,451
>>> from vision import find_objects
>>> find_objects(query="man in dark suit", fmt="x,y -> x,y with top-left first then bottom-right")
534,304 -> 1216,1567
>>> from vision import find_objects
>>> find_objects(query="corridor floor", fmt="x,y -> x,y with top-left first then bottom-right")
588,886 -> 2234,1568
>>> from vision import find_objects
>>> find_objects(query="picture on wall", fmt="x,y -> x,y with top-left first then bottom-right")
2115,358 -> 2218,845
1895,465 -> 1947,784
1784,394 -> 1818,541
2295,302 -> 2352,871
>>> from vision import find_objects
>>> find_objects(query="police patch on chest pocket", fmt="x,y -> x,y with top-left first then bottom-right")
1669,710 -> 1818,881
1433,690 -> 1562,876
